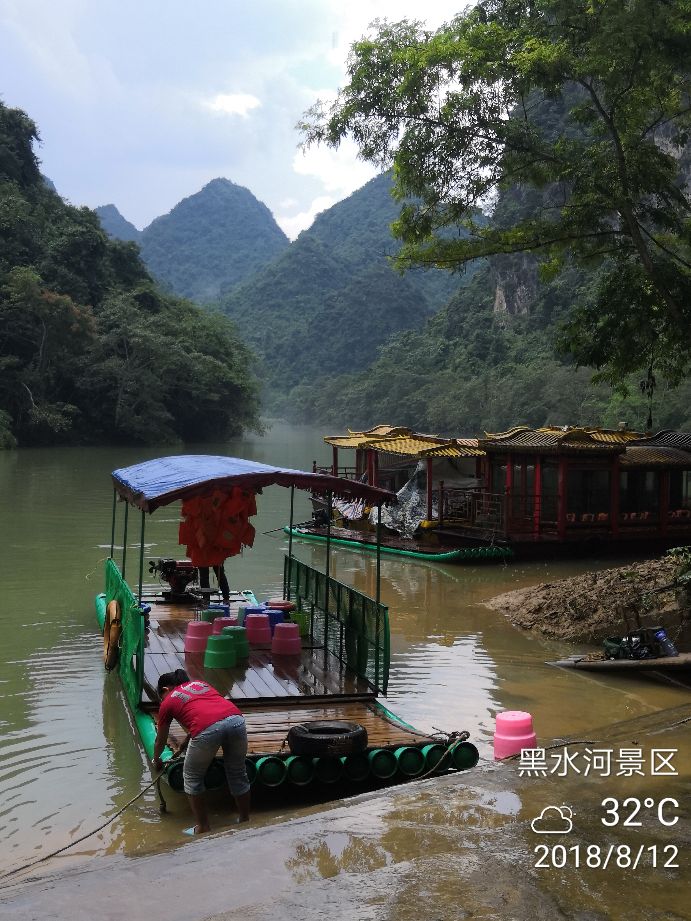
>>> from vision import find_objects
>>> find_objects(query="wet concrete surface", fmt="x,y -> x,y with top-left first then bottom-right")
2,748 -> 687,921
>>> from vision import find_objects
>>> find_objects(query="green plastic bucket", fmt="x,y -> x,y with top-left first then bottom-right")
313,756 -> 343,784
290,610 -> 309,637
203,634 -> 237,668
341,751 -> 370,782
421,743 -> 447,772
394,746 -> 425,777
245,758 -> 257,786
368,748 -> 397,780
201,609 -> 218,623
255,755 -> 287,787
221,626 -> 250,658
285,755 -> 314,786
451,741 -> 480,771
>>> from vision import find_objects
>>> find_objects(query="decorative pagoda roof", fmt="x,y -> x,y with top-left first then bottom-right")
480,426 -> 625,453
628,430 -> 691,452
541,426 -> 644,445
366,432 -> 481,458
620,446 -> 691,468
324,426 -> 412,449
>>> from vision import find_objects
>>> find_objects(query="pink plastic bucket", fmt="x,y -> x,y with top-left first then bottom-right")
187,621 -> 214,638
245,613 -> 272,645
271,622 -> 302,655
184,620 -> 213,653
493,710 -> 537,760
212,616 -> 238,634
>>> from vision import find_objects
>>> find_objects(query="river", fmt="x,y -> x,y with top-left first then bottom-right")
0,422 -> 688,918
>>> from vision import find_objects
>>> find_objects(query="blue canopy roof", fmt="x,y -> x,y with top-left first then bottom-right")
112,455 -> 396,512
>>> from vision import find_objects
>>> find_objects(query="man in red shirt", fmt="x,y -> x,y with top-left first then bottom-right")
153,669 -> 250,833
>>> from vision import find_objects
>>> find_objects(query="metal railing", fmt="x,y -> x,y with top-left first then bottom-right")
284,556 -> 390,695
106,558 -> 145,708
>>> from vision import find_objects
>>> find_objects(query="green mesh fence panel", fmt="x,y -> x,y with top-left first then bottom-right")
105,557 -> 144,710
284,556 -> 390,694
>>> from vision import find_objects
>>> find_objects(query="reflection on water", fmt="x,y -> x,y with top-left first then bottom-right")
0,423 -> 688,917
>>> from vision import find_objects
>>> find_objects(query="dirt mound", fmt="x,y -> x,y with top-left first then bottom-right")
485,557 -> 689,642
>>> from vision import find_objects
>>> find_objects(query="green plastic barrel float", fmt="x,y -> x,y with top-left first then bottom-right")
451,741 -> 480,771
165,758 -> 185,792
421,743 -> 447,773
285,755 -> 314,786
255,755 -> 287,787
368,748 -> 397,780
204,758 -> 226,789
313,756 -> 343,784
341,751 -> 370,782
245,757 -> 257,786
394,745 -> 425,778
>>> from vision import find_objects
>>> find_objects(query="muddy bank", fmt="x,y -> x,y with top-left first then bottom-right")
1,728 -> 688,921
486,556 -> 691,643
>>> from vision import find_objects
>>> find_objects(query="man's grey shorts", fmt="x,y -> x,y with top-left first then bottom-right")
183,714 -> 250,796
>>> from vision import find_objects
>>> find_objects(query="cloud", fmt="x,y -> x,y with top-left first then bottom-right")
275,195 -> 335,240
292,140 -> 376,196
203,93 -> 262,118
531,806 -> 573,835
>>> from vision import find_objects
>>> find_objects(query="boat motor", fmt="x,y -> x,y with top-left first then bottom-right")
148,559 -> 198,598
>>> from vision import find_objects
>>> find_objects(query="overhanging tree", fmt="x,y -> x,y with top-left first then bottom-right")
300,0 -> 691,387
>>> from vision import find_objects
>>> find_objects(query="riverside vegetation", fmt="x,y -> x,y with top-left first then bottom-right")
0,102 -> 261,447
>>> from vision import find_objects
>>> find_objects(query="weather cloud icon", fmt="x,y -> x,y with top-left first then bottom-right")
531,805 -> 573,835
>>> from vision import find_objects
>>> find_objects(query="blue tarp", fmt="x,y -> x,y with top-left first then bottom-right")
112,455 -> 395,512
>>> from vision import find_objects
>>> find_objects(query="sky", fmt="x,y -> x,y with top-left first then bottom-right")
0,0 -> 465,238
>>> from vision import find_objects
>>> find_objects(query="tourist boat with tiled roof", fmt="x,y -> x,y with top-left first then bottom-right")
289,425 -> 691,561
95,455 -> 479,804
288,426 -> 513,561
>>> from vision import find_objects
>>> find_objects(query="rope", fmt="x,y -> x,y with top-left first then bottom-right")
415,731 -> 470,780
0,770 -> 166,883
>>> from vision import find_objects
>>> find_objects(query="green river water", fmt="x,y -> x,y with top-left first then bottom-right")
0,422 -> 688,918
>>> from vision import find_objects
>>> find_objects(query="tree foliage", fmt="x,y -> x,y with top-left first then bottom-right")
0,102 -> 261,447
300,0 -> 691,384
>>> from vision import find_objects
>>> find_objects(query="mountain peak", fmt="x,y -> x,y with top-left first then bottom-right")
95,204 -> 141,243
139,180 -> 289,303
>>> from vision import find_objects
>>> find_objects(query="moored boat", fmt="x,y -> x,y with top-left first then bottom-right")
95,455 -> 479,808
295,424 -> 691,562
548,652 -> 691,689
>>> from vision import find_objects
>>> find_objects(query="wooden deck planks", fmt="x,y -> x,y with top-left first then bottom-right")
142,599 -> 375,711
163,701 -> 430,754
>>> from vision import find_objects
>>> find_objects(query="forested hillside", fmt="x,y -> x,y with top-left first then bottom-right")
138,178 -> 289,302
95,204 -> 141,243
294,3 -> 691,435
0,103 -> 260,448
220,172 -> 472,403
285,231 -> 691,435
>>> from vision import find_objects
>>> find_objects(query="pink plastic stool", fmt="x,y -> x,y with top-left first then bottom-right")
212,616 -> 238,634
184,620 -> 213,653
271,621 -> 302,655
493,710 -> 537,759
245,613 -> 272,645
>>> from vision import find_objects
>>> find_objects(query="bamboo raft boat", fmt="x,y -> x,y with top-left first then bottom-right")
95,455 -> 479,801
548,652 -> 691,689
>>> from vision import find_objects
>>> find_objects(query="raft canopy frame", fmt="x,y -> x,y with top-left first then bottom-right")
106,455 -> 397,712
111,455 -> 396,513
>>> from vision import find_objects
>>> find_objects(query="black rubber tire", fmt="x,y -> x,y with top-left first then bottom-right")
287,720 -> 368,757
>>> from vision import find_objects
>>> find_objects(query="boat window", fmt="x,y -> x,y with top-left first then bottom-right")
668,469 -> 691,511
620,470 -> 660,514
567,468 -> 611,519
